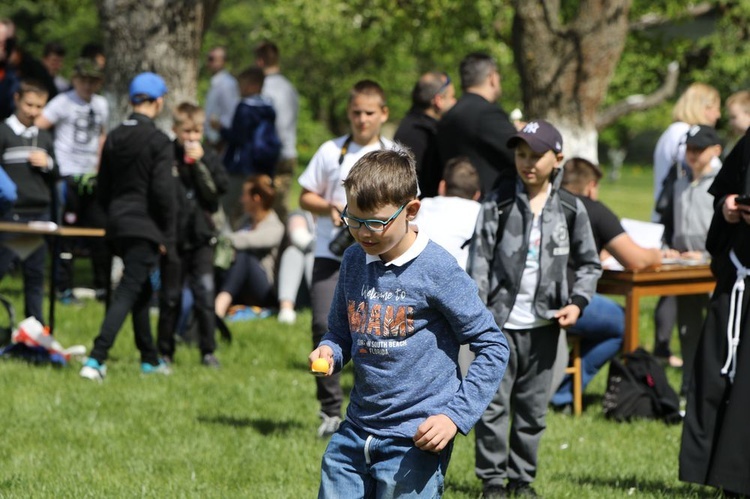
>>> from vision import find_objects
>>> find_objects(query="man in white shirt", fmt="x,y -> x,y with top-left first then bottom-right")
255,41 -> 299,220
204,46 -> 239,154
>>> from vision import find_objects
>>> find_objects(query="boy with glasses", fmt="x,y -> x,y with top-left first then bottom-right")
299,79 -> 397,437
309,149 -> 508,498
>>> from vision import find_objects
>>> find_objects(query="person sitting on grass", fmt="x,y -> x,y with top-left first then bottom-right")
214,174 -> 284,322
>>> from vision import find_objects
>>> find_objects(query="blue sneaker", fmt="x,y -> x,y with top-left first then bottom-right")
80,357 -> 107,382
141,359 -> 172,375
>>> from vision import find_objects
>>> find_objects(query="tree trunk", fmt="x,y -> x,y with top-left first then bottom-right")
512,0 -> 631,161
98,0 -> 221,131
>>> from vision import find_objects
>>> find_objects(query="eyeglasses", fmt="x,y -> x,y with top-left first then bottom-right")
341,203 -> 407,232
433,73 -> 451,99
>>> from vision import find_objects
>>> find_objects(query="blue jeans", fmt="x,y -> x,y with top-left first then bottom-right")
551,294 -> 624,407
319,421 -> 452,499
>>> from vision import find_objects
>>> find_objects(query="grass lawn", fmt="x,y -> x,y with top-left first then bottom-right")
0,165 -> 716,498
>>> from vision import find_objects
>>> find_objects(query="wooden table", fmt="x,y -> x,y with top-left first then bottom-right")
0,221 -> 106,334
596,264 -> 716,353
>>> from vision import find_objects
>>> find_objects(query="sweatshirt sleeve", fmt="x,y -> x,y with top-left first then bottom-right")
228,212 -> 284,251
432,264 -> 508,435
319,251 -> 354,371
568,197 -> 602,312
467,200 -> 496,304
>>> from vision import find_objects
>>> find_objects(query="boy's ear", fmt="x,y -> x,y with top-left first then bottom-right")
405,198 -> 420,221
380,106 -> 390,122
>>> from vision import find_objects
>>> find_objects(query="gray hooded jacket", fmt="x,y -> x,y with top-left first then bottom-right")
468,169 -> 602,327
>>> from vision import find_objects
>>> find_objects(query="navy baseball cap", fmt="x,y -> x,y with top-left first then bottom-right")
685,125 -> 721,149
507,119 -> 563,154
129,72 -> 168,103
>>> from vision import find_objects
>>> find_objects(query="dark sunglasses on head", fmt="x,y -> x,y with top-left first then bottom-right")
433,72 -> 451,98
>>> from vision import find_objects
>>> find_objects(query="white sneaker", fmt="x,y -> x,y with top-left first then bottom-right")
317,412 -> 341,438
278,308 -> 297,325
80,358 -> 107,382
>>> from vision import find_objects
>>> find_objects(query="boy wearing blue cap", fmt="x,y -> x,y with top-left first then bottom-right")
80,72 -> 176,381
469,120 -> 601,497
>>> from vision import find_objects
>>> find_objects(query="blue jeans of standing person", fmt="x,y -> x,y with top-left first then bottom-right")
551,294 -> 624,407
319,420 -> 452,498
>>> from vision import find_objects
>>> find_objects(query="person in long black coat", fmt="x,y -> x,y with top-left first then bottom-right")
679,127 -> 750,497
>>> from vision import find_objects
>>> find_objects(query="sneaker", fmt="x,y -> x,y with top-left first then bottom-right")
277,308 -> 297,325
317,412 -> 341,438
57,289 -> 83,306
160,355 -> 174,365
506,480 -> 538,498
483,484 -> 508,499
80,357 -> 107,382
141,359 -> 172,375
201,353 -> 221,369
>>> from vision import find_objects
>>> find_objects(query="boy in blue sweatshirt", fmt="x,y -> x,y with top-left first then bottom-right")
308,149 -> 509,498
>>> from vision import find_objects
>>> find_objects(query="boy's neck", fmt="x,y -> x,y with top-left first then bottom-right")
352,134 -> 381,147
689,161 -> 714,180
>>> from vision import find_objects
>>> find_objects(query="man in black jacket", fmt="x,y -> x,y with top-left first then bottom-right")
394,71 -> 456,198
80,72 -> 175,381
436,53 -> 517,194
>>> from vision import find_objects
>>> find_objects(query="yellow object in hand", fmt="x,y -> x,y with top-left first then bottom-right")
311,358 -> 330,374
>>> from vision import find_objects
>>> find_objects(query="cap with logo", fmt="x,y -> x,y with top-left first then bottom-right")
129,72 -> 168,104
507,119 -> 563,154
685,125 -> 721,149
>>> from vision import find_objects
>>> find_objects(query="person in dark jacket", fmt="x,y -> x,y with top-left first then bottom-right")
80,72 -> 175,381
0,79 -> 57,323
214,66 -> 278,228
157,102 -> 228,368
436,53 -> 517,194
394,71 -> 456,198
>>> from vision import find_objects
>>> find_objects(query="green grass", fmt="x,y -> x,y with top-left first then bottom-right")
0,166 -> 716,498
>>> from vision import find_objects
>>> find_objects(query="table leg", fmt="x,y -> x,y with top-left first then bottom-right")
48,235 -> 58,335
623,290 -> 640,353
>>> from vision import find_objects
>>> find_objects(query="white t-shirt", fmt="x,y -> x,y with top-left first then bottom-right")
42,90 -> 108,176
414,196 -> 480,270
262,73 -> 299,160
505,214 -> 553,330
298,135 -> 396,261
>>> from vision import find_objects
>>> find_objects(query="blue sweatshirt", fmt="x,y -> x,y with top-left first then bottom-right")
320,229 -> 509,439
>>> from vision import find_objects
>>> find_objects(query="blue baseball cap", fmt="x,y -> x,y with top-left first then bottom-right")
129,72 -> 168,103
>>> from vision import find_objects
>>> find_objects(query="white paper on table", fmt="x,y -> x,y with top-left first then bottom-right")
620,218 -> 664,249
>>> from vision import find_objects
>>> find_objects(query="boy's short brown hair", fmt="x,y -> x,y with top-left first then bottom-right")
245,174 -> 276,210
16,79 -> 48,99
254,41 -> 279,67
172,101 -> 205,128
343,149 -> 417,212
562,157 -> 602,194
237,66 -> 265,89
349,79 -> 387,108
442,157 -> 480,199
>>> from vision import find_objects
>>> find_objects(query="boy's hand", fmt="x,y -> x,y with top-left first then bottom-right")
413,415 -> 457,453
184,140 -> 204,163
680,250 -> 705,261
28,150 -> 50,169
330,203 -> 345,226
555,304 -> 581,329
308,345 -> 334,376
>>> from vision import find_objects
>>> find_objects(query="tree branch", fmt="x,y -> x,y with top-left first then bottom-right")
595,61 -> 679,130
630,2 -> 714,31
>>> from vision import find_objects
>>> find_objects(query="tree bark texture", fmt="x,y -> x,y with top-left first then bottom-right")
512,0 -> 631,160
98,0 -> 221,130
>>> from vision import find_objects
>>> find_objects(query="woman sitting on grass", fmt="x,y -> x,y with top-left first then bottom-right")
214,175 -> 284,321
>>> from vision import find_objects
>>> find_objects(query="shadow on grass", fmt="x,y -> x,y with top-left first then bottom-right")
197,414 -> 302,435
562,474 -> 717,498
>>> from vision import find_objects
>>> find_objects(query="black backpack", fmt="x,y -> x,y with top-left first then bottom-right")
602,348 -> 681,424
